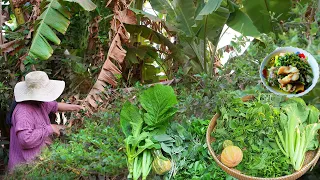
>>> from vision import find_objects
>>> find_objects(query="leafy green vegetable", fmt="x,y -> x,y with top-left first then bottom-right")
276,53 -> 312,78
212,92 -> 294,177
140,84 -> 178,133
158,119 -> 229,179
120,84 -> 178,179
120,101 -> 143,137
142,150 -> 153,180
276,98 -> 320,170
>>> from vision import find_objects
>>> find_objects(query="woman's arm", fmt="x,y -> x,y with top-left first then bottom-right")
17,125 -> 53,149
15,111 -> 53,149
57,103 -> 84,112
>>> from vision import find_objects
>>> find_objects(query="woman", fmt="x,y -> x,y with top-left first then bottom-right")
8,71 -> 84,171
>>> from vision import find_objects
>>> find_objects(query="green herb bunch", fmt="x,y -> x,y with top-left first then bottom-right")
120,84 -> 178,180
212,91 -> 294,177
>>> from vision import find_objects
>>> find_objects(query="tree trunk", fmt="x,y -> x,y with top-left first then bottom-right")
9,0 -> 25,25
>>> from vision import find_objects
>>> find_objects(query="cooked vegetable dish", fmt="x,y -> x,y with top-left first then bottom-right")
262,52 -> 313,94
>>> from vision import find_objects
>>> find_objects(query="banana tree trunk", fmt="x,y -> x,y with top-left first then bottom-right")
131,0 -> 148,83
9,0 -> 25,25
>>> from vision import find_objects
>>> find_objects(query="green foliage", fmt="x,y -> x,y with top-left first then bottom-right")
28,0 -> 96,60
156,119 -> 229,179
241,0 -> 292,33
139,84 -> 178,130
226,8 -> 260,37
120,101 -> 143,137
276,98 -> 320,170
212,91 -> 294,177
148,0 -> 263,76
64,0 -> 97,11
8,111 -> 127,179
120,84 -> 177,179
29,0 -> 72,60
3,1 -> 320,179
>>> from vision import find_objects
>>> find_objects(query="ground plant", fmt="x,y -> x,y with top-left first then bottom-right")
0,0 -> 320,180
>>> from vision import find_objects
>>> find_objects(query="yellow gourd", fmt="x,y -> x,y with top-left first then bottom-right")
223,140 -> 234,149
221,146 -> 243,168
152,150 -> 172,175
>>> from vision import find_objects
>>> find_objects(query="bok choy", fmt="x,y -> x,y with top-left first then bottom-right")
276,98 -> 320,171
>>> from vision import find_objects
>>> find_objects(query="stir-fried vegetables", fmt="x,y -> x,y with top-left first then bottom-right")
263,52 -> 313,94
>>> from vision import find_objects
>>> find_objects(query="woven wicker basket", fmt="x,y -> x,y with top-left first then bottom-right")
206,99 -> 320,180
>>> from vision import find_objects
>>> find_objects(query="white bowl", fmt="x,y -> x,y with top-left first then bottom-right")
260,47 -> 319,97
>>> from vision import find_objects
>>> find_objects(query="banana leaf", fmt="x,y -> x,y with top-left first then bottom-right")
28,0 -> 96,60
241,0 -> 292,33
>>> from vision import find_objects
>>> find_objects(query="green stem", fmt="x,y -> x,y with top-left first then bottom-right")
285,127 -> 289,155
134,0 -> 144,25
294,131 -> 306,170
276,136 -> 286,156
263,0 -> 274,34
142,150 -> 152,180
203,15 -> 208,74
133,156 -> 142,180
293,128 -> 301,163
126,143 -> 134,178
288,116 -> 297,159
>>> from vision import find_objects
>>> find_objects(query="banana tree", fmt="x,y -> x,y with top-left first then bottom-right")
148,0 -> 260,76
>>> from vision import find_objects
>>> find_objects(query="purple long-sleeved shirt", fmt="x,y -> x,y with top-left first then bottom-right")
8,101 -> 57,171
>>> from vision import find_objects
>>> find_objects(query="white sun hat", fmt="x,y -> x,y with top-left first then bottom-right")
14,71 -> 65,102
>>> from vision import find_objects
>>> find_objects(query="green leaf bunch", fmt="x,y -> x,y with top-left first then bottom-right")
120,84 -> 178,179
212,91 -> 294,177
276,98 -> 320,170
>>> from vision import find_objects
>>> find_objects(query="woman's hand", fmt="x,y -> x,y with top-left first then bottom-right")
57,103 -> 85,112
50,124 -> 65,137
72,104 -> 85,111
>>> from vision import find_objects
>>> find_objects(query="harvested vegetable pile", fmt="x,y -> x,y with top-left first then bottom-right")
211,91 -> 320,178
120,84 -> 177,179
262,52 -> 313,94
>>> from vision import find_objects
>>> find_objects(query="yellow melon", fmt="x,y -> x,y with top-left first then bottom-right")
221,145 -> 243,168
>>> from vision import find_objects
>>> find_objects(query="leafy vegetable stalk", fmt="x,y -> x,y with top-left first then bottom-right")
133,155 -> 142,180
142,150 -> 153,180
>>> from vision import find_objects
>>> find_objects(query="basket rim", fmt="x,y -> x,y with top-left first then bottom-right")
206,113 -> 320,180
